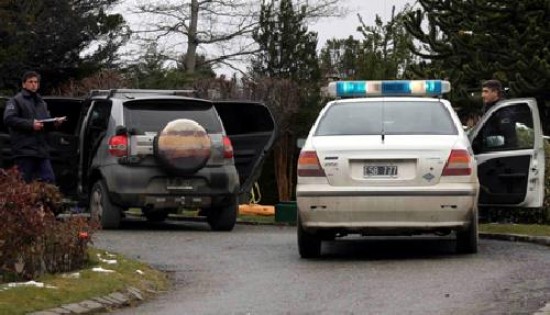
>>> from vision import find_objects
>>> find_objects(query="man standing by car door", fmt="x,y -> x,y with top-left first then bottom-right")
480,79 -> 517,149
3,71 -> 65,183
481,79 -> 505,114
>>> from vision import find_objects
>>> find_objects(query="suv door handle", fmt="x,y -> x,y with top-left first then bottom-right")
60,137 -> 71,145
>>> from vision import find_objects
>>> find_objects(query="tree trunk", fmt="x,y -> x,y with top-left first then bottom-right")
274,133 -> 296,201
185,0 -> 199,74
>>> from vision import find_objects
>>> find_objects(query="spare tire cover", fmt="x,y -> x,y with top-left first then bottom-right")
155,119 -> 211,174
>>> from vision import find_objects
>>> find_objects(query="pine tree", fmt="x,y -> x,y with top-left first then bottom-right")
357,6 -> 417,80
0,0 -> 127,93
252,0 -> 321,83
404,0 -> 550,118
252,0 -> 322,201
319,5 -> 417,81
319,36 -> 365,80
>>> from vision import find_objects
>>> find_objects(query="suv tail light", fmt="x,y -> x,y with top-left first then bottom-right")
297,151 -> 326,177
108,135 -> 129,157
442,149 -> 472,176
223,136 -> 234,159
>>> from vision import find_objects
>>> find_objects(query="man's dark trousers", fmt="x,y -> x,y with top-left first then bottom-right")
15,157 -> 55,183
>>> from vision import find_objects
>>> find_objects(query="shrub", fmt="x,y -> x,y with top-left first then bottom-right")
0,168 -> 96,282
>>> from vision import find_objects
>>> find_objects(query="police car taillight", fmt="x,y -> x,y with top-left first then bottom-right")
327,80 -> 451,98
442,149 -> 472,176
297,151 -> 325,177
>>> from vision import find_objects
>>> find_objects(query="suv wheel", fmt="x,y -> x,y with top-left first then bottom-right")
297,215 -> 321,258
456,210 -> 478,254
90,180 -> 122,229
207,198 -> 237,231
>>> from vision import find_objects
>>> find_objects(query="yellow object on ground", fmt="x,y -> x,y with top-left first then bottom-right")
239,204 -> 275,216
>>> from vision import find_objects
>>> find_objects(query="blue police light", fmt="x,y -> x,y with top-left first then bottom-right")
335,81 -> 367,97
327,80 -> 451,98
424,80 -> 442,94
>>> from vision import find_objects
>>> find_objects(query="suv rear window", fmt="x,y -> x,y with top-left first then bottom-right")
123,100 -> 223,133
315,100 -> 458,136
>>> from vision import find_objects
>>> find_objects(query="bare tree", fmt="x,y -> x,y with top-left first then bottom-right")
130,0 -> 345,74
53,70 -> 129,97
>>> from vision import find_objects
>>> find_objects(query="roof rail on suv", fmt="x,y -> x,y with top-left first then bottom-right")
88,90 -> 111,98
87,89 -> 198,100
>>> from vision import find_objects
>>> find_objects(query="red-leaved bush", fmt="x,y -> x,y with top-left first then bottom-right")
0,168 -> 97,282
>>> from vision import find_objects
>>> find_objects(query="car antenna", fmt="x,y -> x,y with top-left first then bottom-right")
381,101 -> 385,143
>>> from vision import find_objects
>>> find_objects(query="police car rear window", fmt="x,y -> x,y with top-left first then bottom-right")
315,101 -> 458,136
123,100 -> 223,133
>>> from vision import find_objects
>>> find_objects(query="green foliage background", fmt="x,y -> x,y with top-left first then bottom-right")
0,0 -> 127,93
404,0 -> 550,128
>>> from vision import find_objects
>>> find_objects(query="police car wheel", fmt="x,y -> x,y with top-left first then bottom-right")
297,215 -> 321,259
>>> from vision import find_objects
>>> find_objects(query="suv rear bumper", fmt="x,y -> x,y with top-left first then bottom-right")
101,164 -> 239,209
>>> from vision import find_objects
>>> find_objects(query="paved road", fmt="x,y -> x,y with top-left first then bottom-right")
93,219 -> 550,315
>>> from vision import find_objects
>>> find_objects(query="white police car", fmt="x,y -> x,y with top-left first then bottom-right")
296,80 -> 545,258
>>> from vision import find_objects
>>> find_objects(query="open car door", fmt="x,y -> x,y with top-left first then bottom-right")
469,98 -> 545,208
214,101 -> 277,197
44,97 -> 85,198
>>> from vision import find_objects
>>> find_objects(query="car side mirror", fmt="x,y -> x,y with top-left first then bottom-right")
296,138 -> 306,149
484,135 -> 505,148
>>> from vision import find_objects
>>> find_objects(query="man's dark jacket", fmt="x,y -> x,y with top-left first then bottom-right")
3,89 -> 51,158
481,98 -> 517,148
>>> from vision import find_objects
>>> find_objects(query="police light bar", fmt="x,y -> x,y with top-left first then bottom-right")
327,80 -> 451,98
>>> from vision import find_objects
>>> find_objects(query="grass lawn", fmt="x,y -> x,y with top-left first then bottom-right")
0,248 -> 169,315
238,214 -> 277,225
480,223 -> 550,236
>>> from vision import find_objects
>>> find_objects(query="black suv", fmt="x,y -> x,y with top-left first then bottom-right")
0,90 -> 276,231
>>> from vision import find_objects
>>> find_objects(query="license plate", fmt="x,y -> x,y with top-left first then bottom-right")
166,178 -> 195,190
364,165 -> 398,177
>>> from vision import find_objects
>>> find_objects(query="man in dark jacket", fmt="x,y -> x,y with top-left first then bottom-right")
3,71 -> 65,183
480,79 -> 517,149
481,79 -> 504,114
